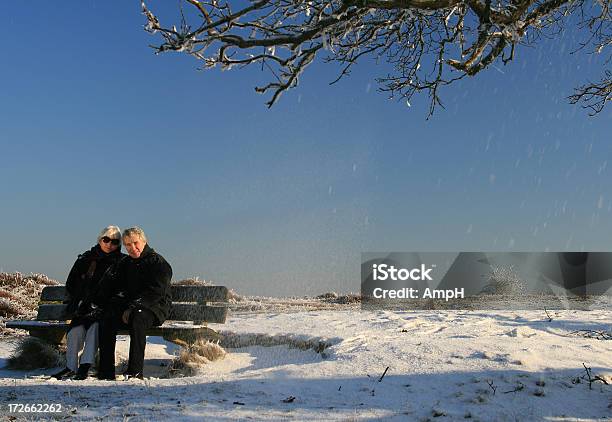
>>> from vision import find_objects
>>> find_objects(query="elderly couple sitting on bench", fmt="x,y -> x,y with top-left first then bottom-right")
51,225 -> 172,381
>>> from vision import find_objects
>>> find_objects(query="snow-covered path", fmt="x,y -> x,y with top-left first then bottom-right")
0,309 -> 610,421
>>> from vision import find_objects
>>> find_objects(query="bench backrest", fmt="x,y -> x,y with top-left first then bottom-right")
37,285 -> 230,324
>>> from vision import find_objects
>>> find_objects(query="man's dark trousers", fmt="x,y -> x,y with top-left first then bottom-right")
98,307 -> 158,376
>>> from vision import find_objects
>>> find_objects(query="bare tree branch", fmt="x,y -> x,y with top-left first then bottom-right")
141,0 -> 612,115
569,71 -> 612,115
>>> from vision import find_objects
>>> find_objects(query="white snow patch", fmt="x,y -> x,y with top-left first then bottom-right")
0,309 -> 610,420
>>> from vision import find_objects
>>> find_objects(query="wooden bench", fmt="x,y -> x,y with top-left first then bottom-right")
5,285 -> 230,346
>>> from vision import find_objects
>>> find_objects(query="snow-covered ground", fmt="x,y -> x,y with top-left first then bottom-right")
0,307 -> 610,421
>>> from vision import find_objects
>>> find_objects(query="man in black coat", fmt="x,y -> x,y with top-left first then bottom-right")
97,227 -> 172,380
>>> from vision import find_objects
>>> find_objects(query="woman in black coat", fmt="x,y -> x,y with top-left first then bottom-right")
51,226 -> 125,380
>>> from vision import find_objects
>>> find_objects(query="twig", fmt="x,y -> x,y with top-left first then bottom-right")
486,380 -> 497,395
502,383 -> 524,394
583,363 -> 610,390
544,307 -> 552,322
570,330 -> 612,341
378,366 -> 389,382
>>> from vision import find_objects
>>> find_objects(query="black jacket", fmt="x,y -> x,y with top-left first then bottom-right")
65,245 -> 125,327
98,244 -> 172,325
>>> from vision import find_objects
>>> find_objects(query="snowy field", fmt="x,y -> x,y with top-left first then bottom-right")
0,306 -> 610,421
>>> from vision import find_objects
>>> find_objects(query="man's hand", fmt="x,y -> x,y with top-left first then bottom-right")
122,309 -> 131,324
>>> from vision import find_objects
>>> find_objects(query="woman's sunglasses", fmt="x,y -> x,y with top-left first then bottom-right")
101,236 -> 121,246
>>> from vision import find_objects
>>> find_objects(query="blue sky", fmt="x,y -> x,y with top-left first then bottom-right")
0,1 -> 610,296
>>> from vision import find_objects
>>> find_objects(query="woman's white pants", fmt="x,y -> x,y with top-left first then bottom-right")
65,322 -> 98,371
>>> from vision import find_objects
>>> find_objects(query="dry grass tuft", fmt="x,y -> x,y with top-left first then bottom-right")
167,339 -> 226,377
6,337 -> 64,370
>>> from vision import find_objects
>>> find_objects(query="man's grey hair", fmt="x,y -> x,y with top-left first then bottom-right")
98,225 -> 122,242
122,226 -> 148,243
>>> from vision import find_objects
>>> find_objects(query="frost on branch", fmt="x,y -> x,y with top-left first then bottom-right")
141,0 -> 611,116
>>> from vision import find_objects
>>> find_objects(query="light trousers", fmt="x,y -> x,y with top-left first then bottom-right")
65,322 -> 98,371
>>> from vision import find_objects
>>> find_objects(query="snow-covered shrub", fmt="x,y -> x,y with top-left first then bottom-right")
0,272 -> 58,316
316,292 -> 339,299
316,292 -> 361,304
219,332 -> 334,353
480,266 -> 526,295
227,289 -> 242,302
335,293 -> 362,304
0,298 -> 27,318
0,272 -> 60,336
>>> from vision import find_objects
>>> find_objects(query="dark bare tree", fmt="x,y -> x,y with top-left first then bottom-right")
141,0 -> 611,116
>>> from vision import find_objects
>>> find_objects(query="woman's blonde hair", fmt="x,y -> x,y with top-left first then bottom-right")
97,225 -> 122,242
